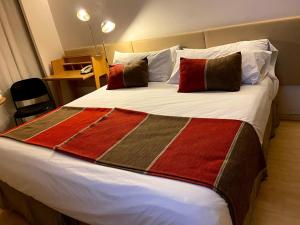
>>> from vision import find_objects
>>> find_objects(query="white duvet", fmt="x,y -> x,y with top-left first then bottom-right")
0,77 -> 277,225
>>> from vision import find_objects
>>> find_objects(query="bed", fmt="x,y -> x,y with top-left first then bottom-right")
1,16 -> 300,225
0,78 -> 276,225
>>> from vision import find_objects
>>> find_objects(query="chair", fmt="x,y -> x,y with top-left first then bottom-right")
10,78 -> 56,125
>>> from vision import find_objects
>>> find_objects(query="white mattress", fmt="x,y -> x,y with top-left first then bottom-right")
0,77 -> 277,225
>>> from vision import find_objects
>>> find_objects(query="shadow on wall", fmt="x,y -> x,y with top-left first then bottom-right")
48,0 -> 147,50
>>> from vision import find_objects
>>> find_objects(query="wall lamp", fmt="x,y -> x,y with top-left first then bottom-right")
77,8 -> 115,63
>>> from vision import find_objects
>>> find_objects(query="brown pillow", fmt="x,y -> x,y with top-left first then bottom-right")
107,58 -> 149,90
178,52 -> 242,92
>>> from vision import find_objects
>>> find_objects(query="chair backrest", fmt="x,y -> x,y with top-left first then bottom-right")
10,78 -> 50,103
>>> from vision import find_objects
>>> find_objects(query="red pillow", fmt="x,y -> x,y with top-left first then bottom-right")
178,52 -> 242,92
107,64 -> 126,89
107,59 -> 149,90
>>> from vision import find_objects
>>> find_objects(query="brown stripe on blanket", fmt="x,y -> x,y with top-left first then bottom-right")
97,114 -> 190,170
214,122 -> 266,225
4,107 -> 83,141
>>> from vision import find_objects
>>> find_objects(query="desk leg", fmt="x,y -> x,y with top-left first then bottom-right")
94,74 -> 100,89
55,81 -> 64,106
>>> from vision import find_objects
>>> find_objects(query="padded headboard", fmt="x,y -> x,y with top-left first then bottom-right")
132,32 -> 206,52
65,16 -> 300,85
65,41 -> 133,64
204,17 -> 300,85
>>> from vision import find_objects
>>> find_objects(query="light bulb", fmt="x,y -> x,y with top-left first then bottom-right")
77,9 -> 90,22
101,20 -> 115,33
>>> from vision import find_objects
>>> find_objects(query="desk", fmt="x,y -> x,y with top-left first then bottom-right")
0,97 -> 6,105
44,55 -> 108,105
43,71 -> 94,81
43,72 -> 96,105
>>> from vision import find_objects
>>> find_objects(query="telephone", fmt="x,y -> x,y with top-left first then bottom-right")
80,65 -> 93,74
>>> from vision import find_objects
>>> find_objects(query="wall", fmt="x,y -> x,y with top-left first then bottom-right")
19,0 -> 64,75
48,0 -> 300,50
279,87 -> 300,120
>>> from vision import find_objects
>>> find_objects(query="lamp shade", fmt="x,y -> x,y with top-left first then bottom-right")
101,20 -> 115,33
77,9 -> 90,22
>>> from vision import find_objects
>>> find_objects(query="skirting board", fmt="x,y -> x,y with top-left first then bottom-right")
280,114 -> 300,121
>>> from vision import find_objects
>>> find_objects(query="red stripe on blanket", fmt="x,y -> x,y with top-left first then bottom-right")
57,108 -> 147,161
26,108 -> 111,148
149,118 -> 242,186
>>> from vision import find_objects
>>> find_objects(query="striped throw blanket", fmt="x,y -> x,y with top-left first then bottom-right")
2,107 -> 266,225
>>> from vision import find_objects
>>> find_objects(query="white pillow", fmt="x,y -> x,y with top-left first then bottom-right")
207,39 -> 269,52
169,45 -> 180,64
167,49 -> 272,85
205,39 -> 278,81
113,47 -> 175,82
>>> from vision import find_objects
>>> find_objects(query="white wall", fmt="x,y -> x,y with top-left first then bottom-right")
48,0 -> 300,50
19,0 -> 64,75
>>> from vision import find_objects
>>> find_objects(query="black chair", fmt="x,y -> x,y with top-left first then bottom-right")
10,78 -> 56,125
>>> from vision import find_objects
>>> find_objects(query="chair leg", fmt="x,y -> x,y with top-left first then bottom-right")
14,117 -> 25,126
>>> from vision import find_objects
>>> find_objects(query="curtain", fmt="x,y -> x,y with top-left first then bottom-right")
0,0 -> 42,131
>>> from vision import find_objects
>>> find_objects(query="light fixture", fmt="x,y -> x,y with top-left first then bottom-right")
76,8 -> 99,55
101,20 -> 116,33
76,9 -> 116,64
100,20 -> 115,64
76,9 -> 90,22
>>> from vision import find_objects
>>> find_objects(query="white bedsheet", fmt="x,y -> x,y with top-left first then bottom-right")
0,77 -> 277,225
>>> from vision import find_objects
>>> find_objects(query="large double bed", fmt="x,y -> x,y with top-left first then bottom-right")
1,16 -> 299,225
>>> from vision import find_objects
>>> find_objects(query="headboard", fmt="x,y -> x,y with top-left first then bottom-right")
65,16 -> 300,85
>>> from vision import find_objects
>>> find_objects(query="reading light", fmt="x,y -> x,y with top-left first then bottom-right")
101,20 -> 116,33
76,9 -> 116,64
77,8 -> 99,55
76,9 -> 90,22
100,20 -> 116,64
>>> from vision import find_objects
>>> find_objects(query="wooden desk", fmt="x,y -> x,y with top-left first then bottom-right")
0,97 -> 6,105
44,55 -> 108,105
43,71 -> 96,105
43,71 -> 94,81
